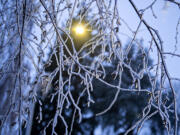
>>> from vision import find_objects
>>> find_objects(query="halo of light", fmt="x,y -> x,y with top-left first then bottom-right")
74,24 -> 85,35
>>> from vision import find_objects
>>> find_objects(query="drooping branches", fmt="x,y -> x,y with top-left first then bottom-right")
0,0 -> 180,135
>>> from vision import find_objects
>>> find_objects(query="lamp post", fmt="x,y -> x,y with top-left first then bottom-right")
70,22 -> 91,52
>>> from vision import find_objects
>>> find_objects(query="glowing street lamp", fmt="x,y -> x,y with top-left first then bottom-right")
73,24 -> 86,36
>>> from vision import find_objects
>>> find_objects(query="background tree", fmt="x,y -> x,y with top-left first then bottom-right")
30,16 -> 171,134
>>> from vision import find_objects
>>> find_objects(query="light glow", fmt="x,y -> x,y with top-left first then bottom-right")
74,24 -> 85,35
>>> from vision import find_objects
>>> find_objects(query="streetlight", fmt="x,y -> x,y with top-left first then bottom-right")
72,24 -> 86,36
74,24 -> 85,35
70,21 -> 92,50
